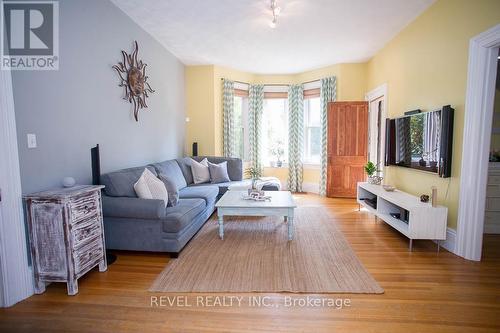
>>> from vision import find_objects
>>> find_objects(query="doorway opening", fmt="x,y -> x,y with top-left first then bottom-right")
366,84 -> 388,176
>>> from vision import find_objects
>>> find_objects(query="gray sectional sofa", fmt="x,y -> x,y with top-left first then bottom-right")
100,156 -> 277,257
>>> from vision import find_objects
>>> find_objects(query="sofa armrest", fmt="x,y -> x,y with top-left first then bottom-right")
102,195 -> 166,220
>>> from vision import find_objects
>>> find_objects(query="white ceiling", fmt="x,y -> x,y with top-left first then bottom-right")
111,0 -> 435,74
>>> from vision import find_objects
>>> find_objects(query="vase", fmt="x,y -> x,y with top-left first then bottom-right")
368,176 -> 383,185
276,160 -> 283,167
251,178 -> 258,190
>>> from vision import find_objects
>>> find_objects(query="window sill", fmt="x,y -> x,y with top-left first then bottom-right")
263,163 -> 320,170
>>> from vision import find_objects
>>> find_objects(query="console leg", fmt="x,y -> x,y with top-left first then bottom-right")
358,204 -> 361,211
409,239 -> 413,252
437,240 -> 440,253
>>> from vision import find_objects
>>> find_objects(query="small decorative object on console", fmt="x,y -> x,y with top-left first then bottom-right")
382,185 -> 396,192
62,177 -> 76,188
431,186 -> 437,207
364,161 -> 383,185
420,194 -> 430,203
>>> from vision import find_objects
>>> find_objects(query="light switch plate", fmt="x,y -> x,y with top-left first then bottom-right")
27,134 -> 37,148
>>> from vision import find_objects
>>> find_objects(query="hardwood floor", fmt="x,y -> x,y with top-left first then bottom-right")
1,194 -> 499,332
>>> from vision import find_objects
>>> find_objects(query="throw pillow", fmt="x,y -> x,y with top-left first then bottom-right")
208,161 -> 231,184
190,158 -> 210,184
133,168 -> 168,207
158,174 -> 179,207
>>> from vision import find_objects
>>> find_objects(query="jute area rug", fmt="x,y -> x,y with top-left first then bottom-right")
150,207 -> 383,293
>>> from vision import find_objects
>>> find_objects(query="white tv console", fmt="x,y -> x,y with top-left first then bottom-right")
356,182 -> 447,251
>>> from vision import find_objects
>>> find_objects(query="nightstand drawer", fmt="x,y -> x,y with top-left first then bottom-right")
70,193 -> 99,224
488,174 -> 500,184
486,197 -> 500,211
72,218 -> 102,249
74,238 -> 103,275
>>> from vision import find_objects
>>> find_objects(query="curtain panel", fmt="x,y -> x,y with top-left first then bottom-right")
248,84 -> 264,170
319,77 -> 337,196
222,79 -> 235,157
288,84 -> 304,192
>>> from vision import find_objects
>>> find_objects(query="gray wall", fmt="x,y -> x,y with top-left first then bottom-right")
12,0 -> 185,194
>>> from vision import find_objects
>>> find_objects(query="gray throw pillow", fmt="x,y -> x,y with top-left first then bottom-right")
158,174 -> 179,206
208,161 -> 231,184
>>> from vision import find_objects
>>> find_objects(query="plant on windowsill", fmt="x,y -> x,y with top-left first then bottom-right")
364,161 -> 383,185
270,140 -> 285,167
245,166 -> 263,190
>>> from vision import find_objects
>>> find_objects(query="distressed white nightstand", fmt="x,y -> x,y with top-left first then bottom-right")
24,185 -> 107,295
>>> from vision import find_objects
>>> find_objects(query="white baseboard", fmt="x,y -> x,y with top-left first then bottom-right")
301,182 -> 319,194
435,228 -> 456,254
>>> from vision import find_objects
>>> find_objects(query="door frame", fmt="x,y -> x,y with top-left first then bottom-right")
0,68 -> 34,306
456,24 -> 500,261
365,84 -> 388,172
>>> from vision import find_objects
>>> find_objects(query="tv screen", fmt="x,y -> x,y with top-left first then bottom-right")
385,105 -> 454,177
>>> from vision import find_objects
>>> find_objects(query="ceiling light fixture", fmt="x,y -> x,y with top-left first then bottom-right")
269,0 -> 281,28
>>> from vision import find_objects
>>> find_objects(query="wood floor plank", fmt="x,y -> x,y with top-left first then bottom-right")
0,195 -> 499,332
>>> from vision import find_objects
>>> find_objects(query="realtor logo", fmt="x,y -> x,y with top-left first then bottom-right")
1,0 -> 59,70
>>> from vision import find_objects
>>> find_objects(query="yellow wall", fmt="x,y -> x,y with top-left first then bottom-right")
185,63 -> 367,186
185,66 -> 215,156
366,0 -> 500,229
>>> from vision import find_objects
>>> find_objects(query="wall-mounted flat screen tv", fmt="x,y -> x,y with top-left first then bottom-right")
385,105 -> 454,178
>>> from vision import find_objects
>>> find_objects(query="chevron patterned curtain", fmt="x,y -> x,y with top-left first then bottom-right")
222,79 -> 235,157
319,77 -> 337,196
287,84 -> 304,192
248,84 -> 264,170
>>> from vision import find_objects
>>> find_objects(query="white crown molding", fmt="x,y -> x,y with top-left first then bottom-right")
0,68 -> 34,307
365,83 -> 388,102
456,24 -> 500,261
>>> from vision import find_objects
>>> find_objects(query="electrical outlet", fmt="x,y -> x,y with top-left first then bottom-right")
27,134 -> 37,148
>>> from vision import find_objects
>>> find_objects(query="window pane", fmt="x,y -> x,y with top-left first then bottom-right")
310,127 -> 321,157
262,98 -> 288,166
303,97 -> 321,164
309,98 -> 321,126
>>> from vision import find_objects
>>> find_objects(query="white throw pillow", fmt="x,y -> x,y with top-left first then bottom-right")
190,158 -> 210,184
133,168 -> 168,207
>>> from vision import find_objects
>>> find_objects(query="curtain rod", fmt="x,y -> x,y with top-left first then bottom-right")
221,78 -> 321,86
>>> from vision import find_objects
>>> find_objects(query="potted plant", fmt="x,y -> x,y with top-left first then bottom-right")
270,140 -> 285,167
364,161 -> 383,185
245,166 -> 263,190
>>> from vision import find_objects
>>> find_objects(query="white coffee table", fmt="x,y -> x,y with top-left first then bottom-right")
215,191 -> 297,240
